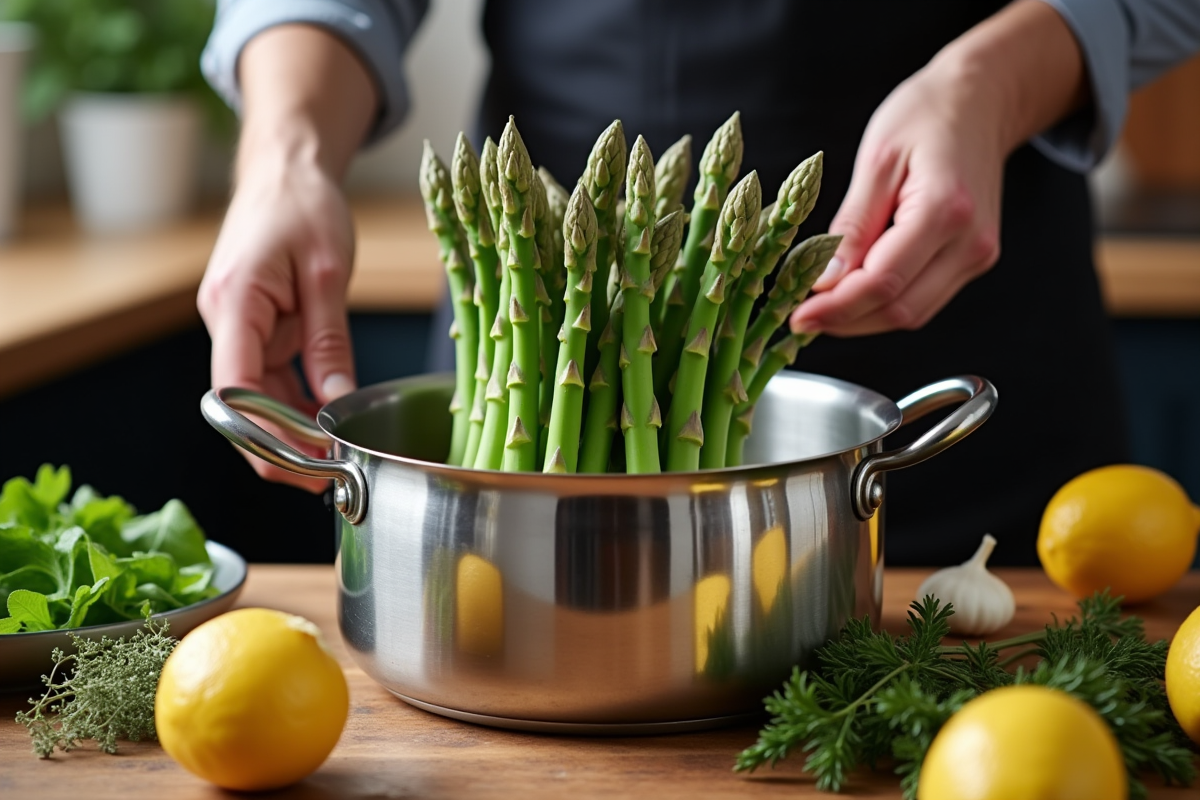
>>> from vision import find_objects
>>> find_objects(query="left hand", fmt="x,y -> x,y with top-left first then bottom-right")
790,56 -> 1005,336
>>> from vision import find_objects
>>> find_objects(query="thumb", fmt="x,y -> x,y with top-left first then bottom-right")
297,253 -> 357,404
814,147 -> 906,292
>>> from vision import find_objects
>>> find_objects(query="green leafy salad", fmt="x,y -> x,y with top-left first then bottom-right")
0,465 -> 219,634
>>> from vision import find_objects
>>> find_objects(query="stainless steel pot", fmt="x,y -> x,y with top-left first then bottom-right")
201,371 -> 995,734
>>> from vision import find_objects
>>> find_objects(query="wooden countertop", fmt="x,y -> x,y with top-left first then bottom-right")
0,199 -> 1196,399
2,567 -> 1197,799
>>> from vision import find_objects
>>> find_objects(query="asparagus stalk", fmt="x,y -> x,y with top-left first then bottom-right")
649,135 -> 692,328
649,209 -> 686,300
664,171 -> 762,472
543,183 -> 599,473
578,290 -> 624,473
529,172 -> 558,458
654,113 -> 743,405
419,141 -> 478,466
616,136 -> 663,473
726,332 -> 819,467
497,118 -> 542,472
451,133 -> 502,468
698,153 -> 823,469
581,121 -> 627,383
473,137 -> 513,470
738,234 -> 842,392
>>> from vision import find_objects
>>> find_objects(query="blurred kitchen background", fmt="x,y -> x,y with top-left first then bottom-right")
0,0 -> 1197,563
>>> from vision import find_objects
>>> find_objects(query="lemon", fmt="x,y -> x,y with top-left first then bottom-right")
919,685 -> 1126,800
1167,604 -> 1200,746
155,608 -> 349,791
1038,465 -> 1200,604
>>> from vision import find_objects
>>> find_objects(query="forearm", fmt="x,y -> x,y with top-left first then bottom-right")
236,25 -> 379,183
932,0 -> 1088,157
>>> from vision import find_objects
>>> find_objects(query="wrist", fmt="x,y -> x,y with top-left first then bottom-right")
235,116 -> 330,186
930,0 -> 1087,156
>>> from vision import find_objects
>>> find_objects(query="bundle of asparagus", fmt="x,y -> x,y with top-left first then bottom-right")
418,113 -> 841,474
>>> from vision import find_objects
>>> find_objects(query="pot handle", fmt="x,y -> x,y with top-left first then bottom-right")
200,387 -> 368,525
851,375 -> 997,520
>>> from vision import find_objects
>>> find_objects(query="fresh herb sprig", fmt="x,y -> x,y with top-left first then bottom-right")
17,618 -> 177,757
735,593 -> 1196,800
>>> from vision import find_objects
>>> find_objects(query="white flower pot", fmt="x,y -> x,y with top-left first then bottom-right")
0,23 -> 34,242
59,93 -> 201,234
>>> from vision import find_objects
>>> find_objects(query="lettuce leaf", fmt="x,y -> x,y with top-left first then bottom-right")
0,466 -> 221,633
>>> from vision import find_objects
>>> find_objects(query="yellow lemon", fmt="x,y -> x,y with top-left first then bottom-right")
1038,465 -> 1200,603
155,608 -> 349,791
1166,604 -> 1200,746
456,553 -> 504,657
919,685 -> 1126,800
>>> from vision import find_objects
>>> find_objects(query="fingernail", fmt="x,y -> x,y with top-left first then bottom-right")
322,373 -> 356,401
813,256 -> 848,289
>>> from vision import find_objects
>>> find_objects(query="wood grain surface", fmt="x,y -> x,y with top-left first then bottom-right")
2,567 -> 1197,800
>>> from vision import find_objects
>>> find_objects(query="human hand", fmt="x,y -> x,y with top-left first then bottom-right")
197,160 -> 357,491
790,61 -> 1004,337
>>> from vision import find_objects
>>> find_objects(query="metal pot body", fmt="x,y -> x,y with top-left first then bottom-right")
202,372 -> 995,733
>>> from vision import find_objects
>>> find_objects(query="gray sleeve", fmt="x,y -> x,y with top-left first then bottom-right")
201,0 -> 429,145
1032,0 -> 1200,171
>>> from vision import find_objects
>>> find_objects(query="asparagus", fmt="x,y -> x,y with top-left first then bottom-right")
650,209 -> 686,300
698,153 -> 823,469
543,184 -> 598,473
497,118 -> 541,472
578,290 -> 624,473
473,137 -> 513,470
726,333 -> 819,467
451,133 -> 502,468
664,171 -> 761,472
654,113 -> 743,405
613,136 -> 662,473
738,234 -> 842,392
581,121 -> 628,383
419,141 -> 478,466
649,135 -> 692,328
529,171 -> 558,455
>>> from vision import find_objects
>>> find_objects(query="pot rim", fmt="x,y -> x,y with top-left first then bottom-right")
314,370 -> 903,484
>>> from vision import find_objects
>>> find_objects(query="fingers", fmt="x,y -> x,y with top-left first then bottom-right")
794,238 -> 996,337
793,179 -> 974,332
296,250 -> 356,404
814,144 -> 908,292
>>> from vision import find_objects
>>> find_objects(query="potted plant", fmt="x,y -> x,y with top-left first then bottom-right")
2,0 -> 222,233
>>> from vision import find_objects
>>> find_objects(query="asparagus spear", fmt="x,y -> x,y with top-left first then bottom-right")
473,137 -> 513,470
738,234 -> 842,392
726,332 -> 819,467
581,121 -> 627,383
698,153 -> 823,469
529,171 -> 557,456
615,136 -> 662,473
497,118 -> 541,472
664,170 -> 762,472
649,135 -> 692,328
650,209 -> 686,300
451,133 -> 502,468
578,290 -> 624,473
419,141 -> 478,466
654,113 -> 743,405
543,183 -> 598,473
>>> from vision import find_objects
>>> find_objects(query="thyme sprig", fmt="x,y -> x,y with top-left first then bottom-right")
734,592 -> 1196,800
17,618 -> 177,757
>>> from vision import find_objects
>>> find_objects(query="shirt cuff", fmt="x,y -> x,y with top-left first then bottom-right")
201,0 -> 413,145
1030,0 -> 1130,172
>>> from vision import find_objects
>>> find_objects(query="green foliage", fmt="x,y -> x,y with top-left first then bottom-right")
1,0 -> 221,124
0,465 -> 219,633
17,618 -> 177,757
734,592 -> 1197,799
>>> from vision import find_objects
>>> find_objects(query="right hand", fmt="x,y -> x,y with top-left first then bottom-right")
197,159 -> 357,491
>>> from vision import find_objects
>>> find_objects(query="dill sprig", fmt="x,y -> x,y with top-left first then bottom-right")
734,592 -> 1196,800
16,618 -> 177,758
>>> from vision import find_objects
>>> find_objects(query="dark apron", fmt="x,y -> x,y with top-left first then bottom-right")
428,0 -> 1129,566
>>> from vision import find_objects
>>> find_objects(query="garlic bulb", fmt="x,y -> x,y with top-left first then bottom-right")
916,534 -> 1015,636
